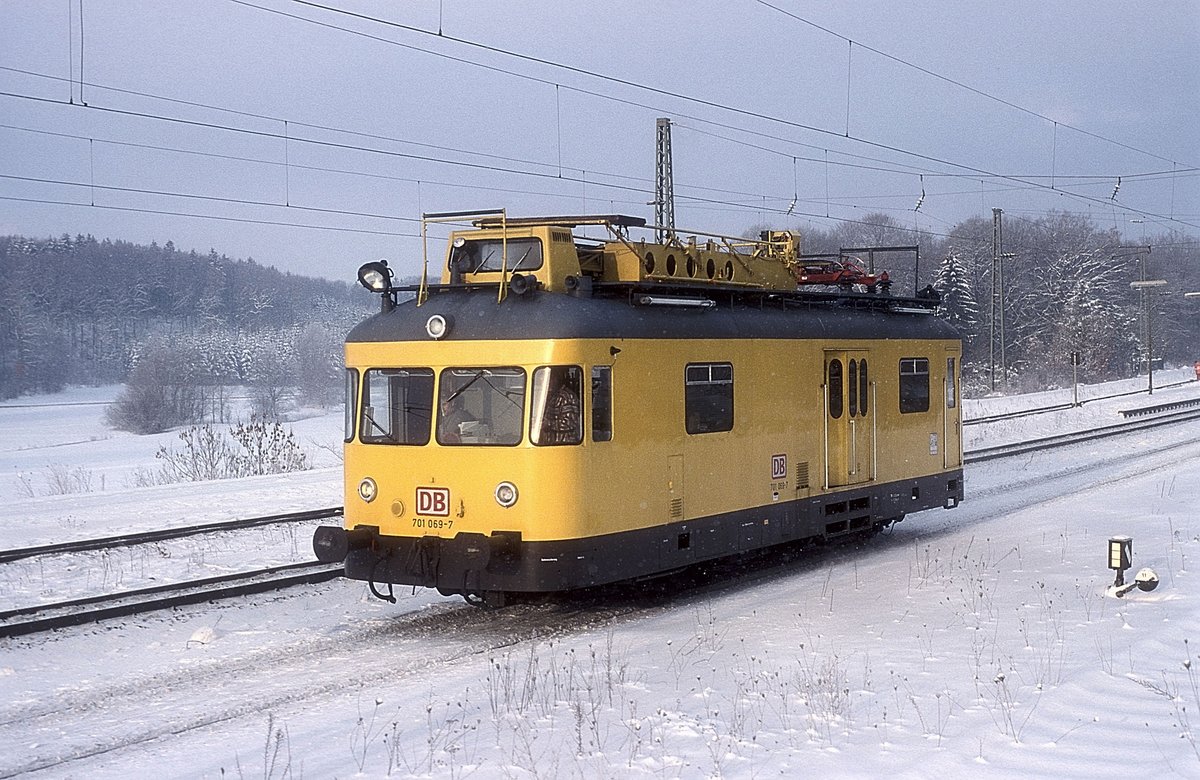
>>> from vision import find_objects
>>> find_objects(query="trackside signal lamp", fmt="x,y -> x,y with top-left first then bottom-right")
1106,535 -> 1160,597
1108,536 -> 1132,586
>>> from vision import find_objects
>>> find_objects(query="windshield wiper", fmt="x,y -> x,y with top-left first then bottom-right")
361,409 -> 395,441
512,246 -> 533,270
445,371 -> 485,403
473,249 -> 495,274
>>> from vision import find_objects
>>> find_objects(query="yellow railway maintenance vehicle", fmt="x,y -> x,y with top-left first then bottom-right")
314,210 -> 963,607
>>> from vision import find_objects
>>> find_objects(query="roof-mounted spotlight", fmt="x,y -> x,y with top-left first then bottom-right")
357,260 -> 392,293
357,260 -> 395,313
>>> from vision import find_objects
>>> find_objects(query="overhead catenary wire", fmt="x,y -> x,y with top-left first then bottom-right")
0,194 -> 417,237
7,90 -> 1142,244
1,8 -> 1195,254
253,0 -> 1198,230
2,89 -> 1191,258
3,48 -> 1193,234
751,0 -> 1190,168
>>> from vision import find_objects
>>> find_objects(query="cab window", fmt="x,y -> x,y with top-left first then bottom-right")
531,366 -> 583,446
360,368 -> 434,445
449,237 -> 543,274
344,369 -> 358,442
437,368 -> 526,445
591,366 -> 613,442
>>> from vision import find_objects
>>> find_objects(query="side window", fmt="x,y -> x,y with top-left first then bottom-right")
827,359 -> 843,419
531,366 -> 583,446
899,358 -> 931,413
859,358 -> 869,417
591,365 -> 613,442
685,362 -> 733,434
946,357 -> 957,409
344,368 -> 358,442
848,360 -> 858,418
360,368 -> 435,445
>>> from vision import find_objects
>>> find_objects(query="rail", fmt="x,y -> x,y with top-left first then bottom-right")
963,377 -> 1197,426
0,507 -> 343,564
1118,397 -> 1200,418
0,560 -> 341,639
964,406 -> 1200,463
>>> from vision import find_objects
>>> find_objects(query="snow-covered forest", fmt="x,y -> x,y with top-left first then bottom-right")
800,210 -> 1200,394
0,234 -> 372,419
3,211 -> 1199,416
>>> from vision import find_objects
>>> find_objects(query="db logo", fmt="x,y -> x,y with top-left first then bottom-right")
771,454 -> 787,480
416,486 -> 450,517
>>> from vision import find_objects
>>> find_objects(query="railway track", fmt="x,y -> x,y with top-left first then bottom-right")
5,420 -> 1198,779
962,376 -> 1197,425
0,561 -> 340,639
0,507 -> 344,639
964,405 -> 1200,463
0,506 -> 343,564
4,406 -> 1197,640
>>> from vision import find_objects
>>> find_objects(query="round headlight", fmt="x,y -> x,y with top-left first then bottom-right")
357,477 -> 378,503
426,314 -> 451,340
494,481 -> 518,508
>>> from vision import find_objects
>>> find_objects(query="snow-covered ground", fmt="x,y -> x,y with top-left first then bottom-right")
1,371 -> 1199,778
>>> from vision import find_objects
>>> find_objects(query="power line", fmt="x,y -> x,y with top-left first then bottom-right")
676,122 -> 1193,181
751,0 -> 1191,168
0,194 -> 417,237
3,20 -> 1195,246
243,0 -> 1198,231
0,94 -> 991,233
5,44 -> 1193,233
0,171 -> 422,225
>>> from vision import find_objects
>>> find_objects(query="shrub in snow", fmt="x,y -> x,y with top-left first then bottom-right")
229,417 -> 309,476
153,418 -> 309,483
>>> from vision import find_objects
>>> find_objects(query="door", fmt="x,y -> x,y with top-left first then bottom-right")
823,350 -> 873,488
943,352 -> 963,468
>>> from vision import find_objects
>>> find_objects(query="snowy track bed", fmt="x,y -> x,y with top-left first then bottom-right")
1,378 -> 1199,777
1,423 -> 1198,777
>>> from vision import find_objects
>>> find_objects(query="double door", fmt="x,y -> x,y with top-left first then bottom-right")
824,350 -> 873,488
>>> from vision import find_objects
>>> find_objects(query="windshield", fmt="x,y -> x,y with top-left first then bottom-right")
359,368 -> 434,445
437,368 -> 526,445
449,237 -> 543,274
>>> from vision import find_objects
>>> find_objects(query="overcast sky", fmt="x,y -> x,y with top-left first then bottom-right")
1,1 -> 1197,281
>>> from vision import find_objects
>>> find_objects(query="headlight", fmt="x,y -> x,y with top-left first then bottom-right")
357,477 -> 378,503
494,481 -> 518,508
425,314 -> 452,339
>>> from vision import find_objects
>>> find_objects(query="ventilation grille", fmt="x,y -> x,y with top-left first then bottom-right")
670,498 -> 684,519
795,461 -> 810,489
